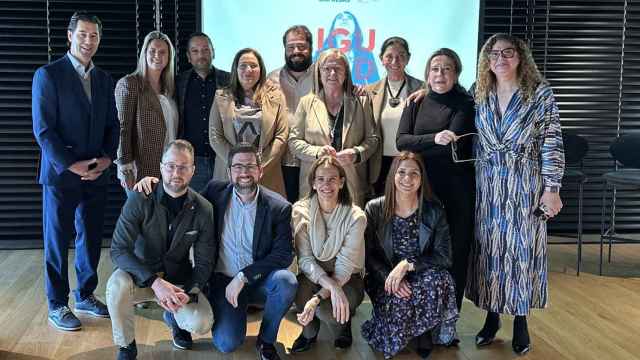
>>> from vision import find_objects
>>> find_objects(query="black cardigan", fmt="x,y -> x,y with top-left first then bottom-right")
363,196 -> 452,290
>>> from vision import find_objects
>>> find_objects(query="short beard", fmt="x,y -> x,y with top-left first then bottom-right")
163,179 -> 188,194
285,55 -> 312,72
233,180 -> 258,196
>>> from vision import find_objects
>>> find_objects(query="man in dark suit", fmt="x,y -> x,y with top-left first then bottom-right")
201,143 -> 297,360
32,11 -> 119,331
176,32 -> 230,191
107,140 -> 216,360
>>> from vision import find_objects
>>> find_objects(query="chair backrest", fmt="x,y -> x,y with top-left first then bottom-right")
562,133 -> 589,166
610,134 -> 640,168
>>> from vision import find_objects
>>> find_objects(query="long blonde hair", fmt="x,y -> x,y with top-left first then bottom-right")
134,31 -> 175,97
474,33 -> 543,104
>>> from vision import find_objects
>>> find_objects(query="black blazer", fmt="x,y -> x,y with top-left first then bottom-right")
110,185 -> 216,292
201,180 -> 294,284
363,196 -> 452,289
176,67 -> 230,137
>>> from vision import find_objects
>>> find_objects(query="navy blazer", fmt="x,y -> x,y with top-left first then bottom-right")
201,180 -> 294,284
32,54 -> 119,187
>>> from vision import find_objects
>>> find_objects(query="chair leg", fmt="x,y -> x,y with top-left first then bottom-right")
577,181 -> 584,276
599,181 -> 608,276
608,185 -> 616,263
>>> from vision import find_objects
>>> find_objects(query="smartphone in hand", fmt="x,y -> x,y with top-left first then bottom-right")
88,162 -> 97,171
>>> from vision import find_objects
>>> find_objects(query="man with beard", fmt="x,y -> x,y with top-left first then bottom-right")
202,142 -> 297,360
107,140 -> 216,360
267,25 -> 315,202
176,32 -> 230,191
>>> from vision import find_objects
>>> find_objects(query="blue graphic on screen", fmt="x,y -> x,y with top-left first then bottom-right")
314,11 -> 380,85
202,0 -> 480,90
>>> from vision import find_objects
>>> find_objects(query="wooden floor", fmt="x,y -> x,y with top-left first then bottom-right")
1,235 -> 639,360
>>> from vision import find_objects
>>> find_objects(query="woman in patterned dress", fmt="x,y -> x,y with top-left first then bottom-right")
361,151 -> 458,359
466,33 -> 564,355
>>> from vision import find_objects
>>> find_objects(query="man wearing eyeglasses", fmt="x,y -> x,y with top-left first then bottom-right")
107,140 -> 216,360
201,142 -> 297,360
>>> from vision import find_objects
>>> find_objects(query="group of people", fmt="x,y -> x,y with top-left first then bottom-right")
31,10 -> 565,360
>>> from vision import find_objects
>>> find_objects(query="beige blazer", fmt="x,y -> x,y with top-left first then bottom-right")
115,74 -> 176,180
365,74 -> 424,184
289,93 -> 379,206
208,88 -> 288,197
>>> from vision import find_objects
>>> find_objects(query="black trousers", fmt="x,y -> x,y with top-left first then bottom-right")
427,167 -> 475,311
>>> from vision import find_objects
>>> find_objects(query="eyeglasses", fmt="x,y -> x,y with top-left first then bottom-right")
161,162 -> 194,173
488,48 -> 516,61
321,65 -> 345,75
451,133 -> 478,163
230,163 -> 259,173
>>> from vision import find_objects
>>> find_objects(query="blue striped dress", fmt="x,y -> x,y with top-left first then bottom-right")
465,83 -> 564,315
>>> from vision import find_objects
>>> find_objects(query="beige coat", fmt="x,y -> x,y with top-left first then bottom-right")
289,93 -> 379,206
365,74 -> 424,184
115,74 -> 176,180
208,88 -> 288,197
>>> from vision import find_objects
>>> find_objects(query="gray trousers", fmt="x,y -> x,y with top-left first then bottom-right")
106,269 -> 212,347
295,268 -> 364,339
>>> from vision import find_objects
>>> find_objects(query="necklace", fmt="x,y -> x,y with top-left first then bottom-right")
386,79 -> 406,108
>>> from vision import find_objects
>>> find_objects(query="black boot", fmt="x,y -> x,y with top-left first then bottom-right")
290,332 -> 317,353
334,320 -> 353,349
117,340 -> 137,360
416,331 -> 433,359
512,315 -> 531,356
475,311 -> 501,346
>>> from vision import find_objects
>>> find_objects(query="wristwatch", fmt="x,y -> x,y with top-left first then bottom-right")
236,271 -> 248,284
312,294 -> 323,303
544,186 -> 560,193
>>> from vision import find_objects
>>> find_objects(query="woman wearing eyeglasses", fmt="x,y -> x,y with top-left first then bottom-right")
361,152 -> 458,359
289,49 -> 379,207
396,48 -> 476,321
116,31 -> 178,192
466,34 -> 564,355
290,156 -> 365,353
209,48 -> 288,196
365,37 -> 423,196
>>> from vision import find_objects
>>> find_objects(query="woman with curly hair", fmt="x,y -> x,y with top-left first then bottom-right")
466,33 -> 564,355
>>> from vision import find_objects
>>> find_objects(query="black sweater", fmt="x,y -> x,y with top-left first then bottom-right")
396,87 -> 475,173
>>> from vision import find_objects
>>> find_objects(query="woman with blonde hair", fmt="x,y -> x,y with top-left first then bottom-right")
209,48 -> 288,196
466,33 -> 564,355
290,156 -> 366,353
116,31 -> 178,190
289,48 -> 378,207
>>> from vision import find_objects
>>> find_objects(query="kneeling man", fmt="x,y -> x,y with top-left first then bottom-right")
202,143 -> 297,360
107,140 -> 216,359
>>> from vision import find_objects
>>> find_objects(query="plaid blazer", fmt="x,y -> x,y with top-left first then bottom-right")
115,74 -> 178,180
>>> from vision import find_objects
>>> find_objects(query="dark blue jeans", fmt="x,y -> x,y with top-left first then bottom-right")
209,269 -> 297,352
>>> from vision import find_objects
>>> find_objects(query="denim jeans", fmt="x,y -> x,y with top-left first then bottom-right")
209,269 -> 297,352
191,155 -> 215,192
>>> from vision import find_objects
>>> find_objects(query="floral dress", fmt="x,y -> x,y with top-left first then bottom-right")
361,213 -> 459,358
